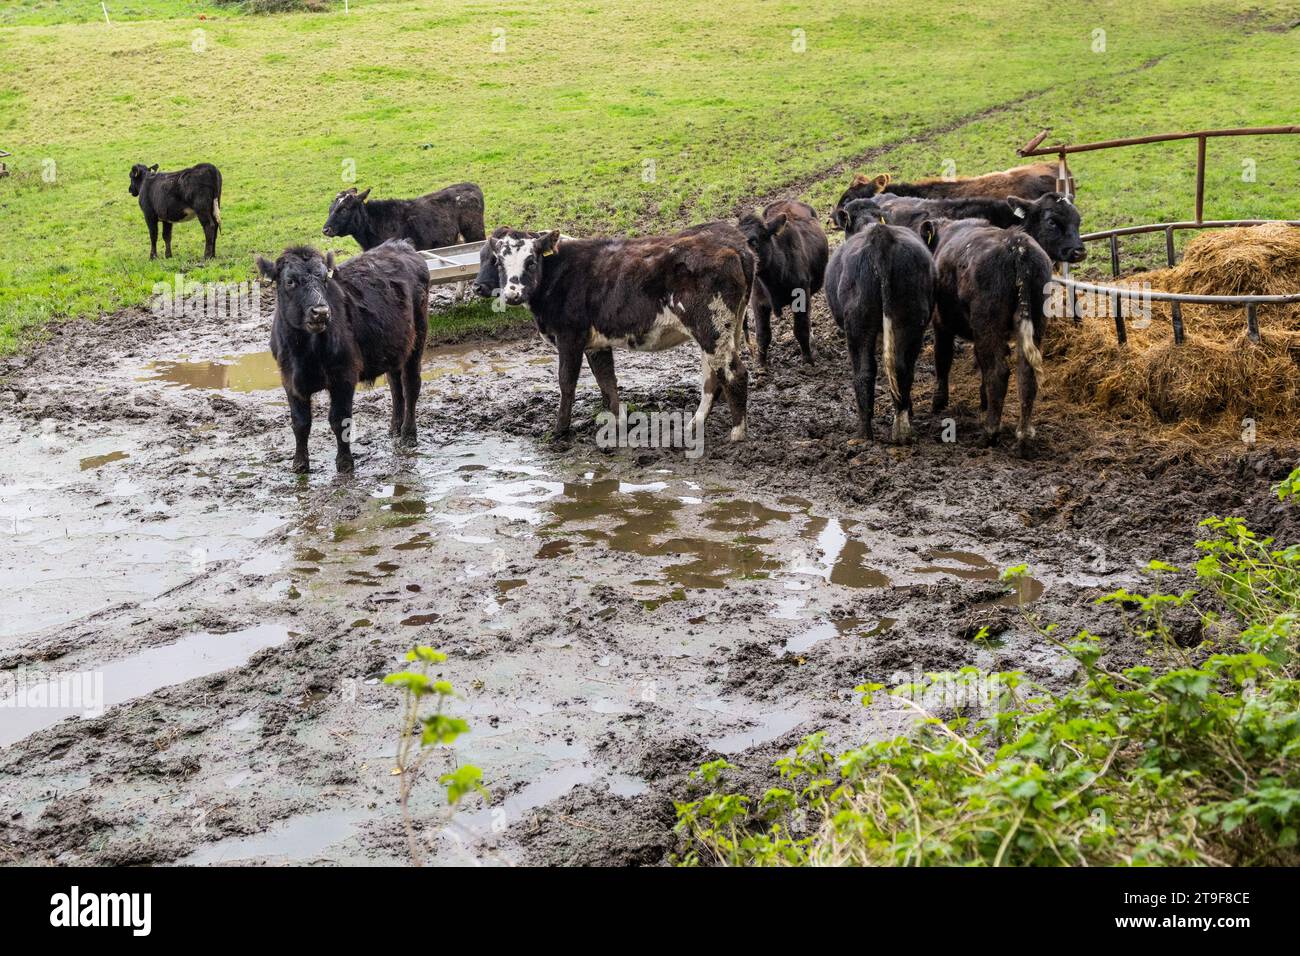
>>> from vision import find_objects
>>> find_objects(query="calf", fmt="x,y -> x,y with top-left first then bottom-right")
128,162 -> 222,259
736,200 -> 829,366
476,223 -> 754,443
825,202 -> 935,443
257,240 -> 430,473
322,183 -> 486,251
832,161 -> 1062,228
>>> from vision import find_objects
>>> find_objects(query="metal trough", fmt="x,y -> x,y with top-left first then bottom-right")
418,240 -> 486,287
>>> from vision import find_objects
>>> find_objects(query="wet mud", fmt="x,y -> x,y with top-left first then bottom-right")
0,289 -> 1296,866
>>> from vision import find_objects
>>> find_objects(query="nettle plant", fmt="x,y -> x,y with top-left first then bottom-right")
675,467 -> 1300,867
384,647 -> 487,866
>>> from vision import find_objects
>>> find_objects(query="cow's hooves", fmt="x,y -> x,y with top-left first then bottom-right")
981,432 -> 999,448
336,456 -> 355,473
729,424 -> 747,442
292,460 -> 309,474
398,432 -> 418,448
801,354 -> 815,366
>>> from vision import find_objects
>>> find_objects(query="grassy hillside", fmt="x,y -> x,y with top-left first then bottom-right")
1,0 -> 1297,352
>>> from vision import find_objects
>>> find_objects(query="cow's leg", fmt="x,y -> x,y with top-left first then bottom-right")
161,221 -> 174,259
553,340 -> 583,438
690,352 -> 724,436
1015,347 -> 1039,457
891,318 -> 923,443
721,346 -> 749,442
387,372 -> 405,438
146,214 -> 160,260
792,301 -> 814,365
399,349 -> 421,445
585,348 -> 620,413
751,288 -> 773,368
200,212 -> 218,259
287,392 -> 312,473
932,326 -> 955,413
977,335 -> 1011,447
328,383 -> 356,473
847,327 -> 878,441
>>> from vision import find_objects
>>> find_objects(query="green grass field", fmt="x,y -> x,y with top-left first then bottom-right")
1,0 -> 1297,352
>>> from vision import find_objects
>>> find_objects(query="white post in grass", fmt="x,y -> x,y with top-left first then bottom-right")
102,2 -> 110,25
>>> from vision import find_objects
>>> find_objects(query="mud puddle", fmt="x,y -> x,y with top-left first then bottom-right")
2,291 -> 1292,866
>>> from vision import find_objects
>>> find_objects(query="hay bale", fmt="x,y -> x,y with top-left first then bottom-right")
1048,223 -> 1300,442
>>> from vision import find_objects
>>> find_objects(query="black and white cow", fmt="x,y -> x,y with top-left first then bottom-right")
473,223 -> 755,444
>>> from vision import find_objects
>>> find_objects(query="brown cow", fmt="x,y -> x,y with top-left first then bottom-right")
832,162 -> 1067,228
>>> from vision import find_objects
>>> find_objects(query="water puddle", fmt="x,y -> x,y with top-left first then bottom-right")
0,623 -> 291,747
79,451 -> 129,471
914,549 -> 1045,606
138,343 -> 530,394
179,807 -> 366,865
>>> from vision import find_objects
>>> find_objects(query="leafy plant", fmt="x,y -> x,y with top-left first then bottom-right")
384,646 -> 487,866
675,467 -> 1300,866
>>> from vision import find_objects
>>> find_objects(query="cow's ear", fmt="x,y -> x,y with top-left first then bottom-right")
356,188 -> 371,202
537,230 -> 561,256
873,173 -> 891,190
766,213 -> 788,237
1008,197 -> 1031,220
149,164 -> 159,173
256,256 -> 278,281
325,251 -> 336,276
851,173 -> 870,186
920,220 -> 939,251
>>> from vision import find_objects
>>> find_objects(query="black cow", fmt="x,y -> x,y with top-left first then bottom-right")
256,240 -> 430,473
736,200 -> 829,366
128,162 -> 222,259
848,194 -> 1020,231
322,183 -> 486,251
826,203 -> 935,443
831,162 -> 1062,229
474,223 -> 755,443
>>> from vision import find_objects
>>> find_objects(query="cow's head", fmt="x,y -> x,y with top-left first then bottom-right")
322,187 -> 371,238
841,198 -> 888,237
128,163 -> 157,197
257,246 -> 335,334
486,228 -> 561,305
737,210 -> 788,261
831,173 -> 891,229
1008,192 -> 1086,263
470,226 -> 508,298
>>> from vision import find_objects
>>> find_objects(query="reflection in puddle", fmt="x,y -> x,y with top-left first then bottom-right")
79,451 -> 129,471
0,623 -> 291,748
139,343 -> 529,394
697,699 -> 809,755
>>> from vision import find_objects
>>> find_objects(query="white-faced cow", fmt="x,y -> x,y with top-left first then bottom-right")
257,240 -> 430,474
473,223 -> 755,445
322,183 -> 485,251
831,162 -> 1063,229
128,162 -> 223,259
917,193 -> 1086,455
826,199 -> 936,443
736,200 -> 829,367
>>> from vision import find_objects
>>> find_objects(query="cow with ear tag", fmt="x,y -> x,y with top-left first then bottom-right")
736,200 -> 828,367
478,221 -> 755,446
258,239 -> 430,474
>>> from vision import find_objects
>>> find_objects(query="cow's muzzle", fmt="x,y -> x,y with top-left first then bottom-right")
1066,247 -> 1087,264
306,305 -> 329,333
321,226 -> 336,237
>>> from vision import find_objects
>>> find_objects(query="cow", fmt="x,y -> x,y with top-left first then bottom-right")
256,240 -> 430,474
825,200 -> 935,443
917,194 -> 1085,454
736,200 -> 829,366
846,194 -> 1021,232
831,161 -> 1063,229
128,162 -> 222,259
473,223 -> 754,444
322,183 -> 486,251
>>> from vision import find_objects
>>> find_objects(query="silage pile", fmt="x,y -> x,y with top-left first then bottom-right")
1048,223 -> 1300,441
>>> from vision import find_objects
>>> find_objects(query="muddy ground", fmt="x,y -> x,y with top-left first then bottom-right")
0,285 -> 1296,866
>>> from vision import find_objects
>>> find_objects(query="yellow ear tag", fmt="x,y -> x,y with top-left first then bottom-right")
543,248 -> 556,256
878,216 -> 886,224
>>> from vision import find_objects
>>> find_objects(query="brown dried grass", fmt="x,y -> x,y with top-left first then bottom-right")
1047,223 -> 1300,445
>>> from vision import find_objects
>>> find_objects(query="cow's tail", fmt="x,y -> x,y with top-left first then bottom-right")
1012,235 -> 1043,376
212,168 -> 223,228
864,228 -> 901,408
